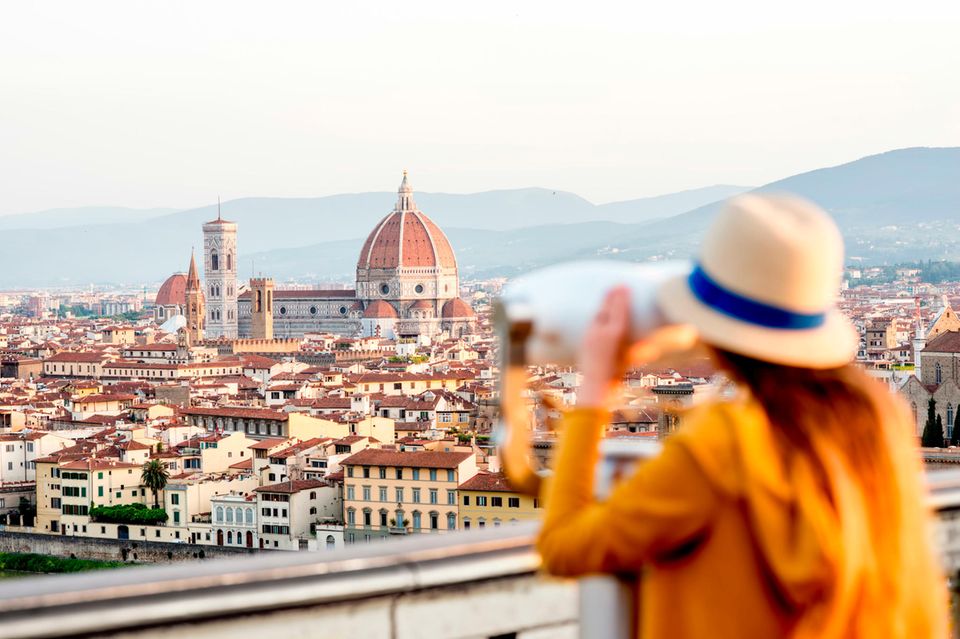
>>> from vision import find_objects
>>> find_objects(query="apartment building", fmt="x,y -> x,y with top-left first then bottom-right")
458,471 -> 542,530
340,449 -> 478,543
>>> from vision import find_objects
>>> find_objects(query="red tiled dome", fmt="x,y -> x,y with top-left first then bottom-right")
357,210 -> 457,270
362,300 -> 399,319
441,298 -> 475,319
409,300 -> 434,311
156,273 -> 187,306
357,173 -> 457,271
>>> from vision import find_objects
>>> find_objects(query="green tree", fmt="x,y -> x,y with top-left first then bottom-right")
16,497 -> 36,527
921,398 -> 944,448
141,459 -> 169,509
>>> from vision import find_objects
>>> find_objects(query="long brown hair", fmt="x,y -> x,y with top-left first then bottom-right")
711,348 -> 939,637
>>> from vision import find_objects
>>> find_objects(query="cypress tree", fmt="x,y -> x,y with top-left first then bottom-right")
952,410 -> 960,447
935,415 -> 945,448
921,397 -> 941,447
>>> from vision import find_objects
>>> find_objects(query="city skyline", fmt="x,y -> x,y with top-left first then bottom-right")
2,1 -> 959,215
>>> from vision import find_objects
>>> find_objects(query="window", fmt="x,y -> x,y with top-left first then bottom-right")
936,362 -> 943,384
429,489 -> 438,504
412,488 -> 421,503
171,494 -> 180,505
476,496 -> 487,507
447,490 -> 456,505
430,512 -> 439,530
362,486 -> 371,501
380,510 -> 388,527
363,510 -> 372,527
491,496 -> 503,508
429,469 -> 438,481
447,512 -> 456,530
395,468 -> 403,480
463,519 -> 471,530
379,486 -> 387,502
463,495 -> 470,506
363,467 -> 370,479
379,467 -> 386,479
226,508 -> 234,523
246,509 -> 253,525
347,467 -> 354,478
347,486 -> 355,500
412,469 -> 420,481
446,470 -> 455,482
395,487 -> 404,502
173,511 -> 181,525
508,497 -> 520,508
261,507 -> 270,517
217,507 -> 224,522
478,518 -> 486,528
347,509 -> 355,525
412,511 -> 422,530
949,404 -> 956,438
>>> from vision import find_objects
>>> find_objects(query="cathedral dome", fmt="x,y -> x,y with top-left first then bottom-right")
363,300 -> 399,319
357,173 -> 457,271
441,298 -> 475,318
156,273 -> 187,306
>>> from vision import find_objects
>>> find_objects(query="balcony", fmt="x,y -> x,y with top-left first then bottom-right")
1,469 -> 960,638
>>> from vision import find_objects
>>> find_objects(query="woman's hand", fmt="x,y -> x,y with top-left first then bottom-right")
576,286 -> 633,408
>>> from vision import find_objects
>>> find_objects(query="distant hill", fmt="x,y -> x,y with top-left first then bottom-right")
3,147 -> 959,287
0,184 -> 745,286
0,206 -> 178,231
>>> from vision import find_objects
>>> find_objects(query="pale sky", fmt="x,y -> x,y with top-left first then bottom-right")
2,1 -> 959,216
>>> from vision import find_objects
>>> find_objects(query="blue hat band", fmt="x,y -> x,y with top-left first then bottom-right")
688,264 -> 827,330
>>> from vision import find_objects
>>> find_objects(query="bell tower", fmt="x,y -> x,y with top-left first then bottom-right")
184,250 -> 204,345
249,277 -> 274,340
203,199 -> 239,339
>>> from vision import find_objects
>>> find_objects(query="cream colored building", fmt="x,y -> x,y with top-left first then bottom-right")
340,449 -> 478,543
458,471 -> 542,530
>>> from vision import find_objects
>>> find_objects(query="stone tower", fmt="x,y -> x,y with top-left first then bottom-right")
184,250 -> 205,345
203,202 -> 238,339
249,277 -> 274,340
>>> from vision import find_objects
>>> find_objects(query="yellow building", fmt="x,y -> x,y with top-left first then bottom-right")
458,471 -> 542,530
340,449 -> 478,543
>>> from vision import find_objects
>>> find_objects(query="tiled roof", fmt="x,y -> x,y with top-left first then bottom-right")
255,479 -> 326,494
458,471 -> 517,493
341,448 -> 472,469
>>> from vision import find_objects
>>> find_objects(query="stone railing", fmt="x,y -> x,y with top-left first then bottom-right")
2,470 -> 960,638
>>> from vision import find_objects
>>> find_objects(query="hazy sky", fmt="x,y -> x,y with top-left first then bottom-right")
2,1 -> 959,216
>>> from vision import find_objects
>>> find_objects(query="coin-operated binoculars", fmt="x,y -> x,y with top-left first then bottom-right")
493,260 -> 691,638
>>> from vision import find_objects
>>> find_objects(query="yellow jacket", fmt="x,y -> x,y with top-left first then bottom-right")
537,398 -> 946,638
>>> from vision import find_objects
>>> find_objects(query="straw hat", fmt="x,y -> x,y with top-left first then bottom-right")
657,193 -> 858,369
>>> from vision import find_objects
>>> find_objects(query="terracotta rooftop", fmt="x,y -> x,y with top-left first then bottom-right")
341,448 -> 472,470
458,471 -> 517,493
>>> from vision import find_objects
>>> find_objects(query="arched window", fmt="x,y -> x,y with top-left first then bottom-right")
226,508 -> 234,523
309,492 -> 316,499
362,508 -> 372,527
227,253 -> 233,271
446,512 -> 456,530
211,251 -> 219,271
429,511 -> 439,530
216,506 -> 224,523
463,518 -> 471,530
255,290 -> 262,313
478,518 -> 486,529
936,362 -> 943,384
227,530 -> 233,544
326,535 -> 336,550
245,508 -> 253,525
412,511 -> 422,530
949,404 -> 955,439
493,518 -> 501,527
309,507 -> 317,515
347,508 -> 355,525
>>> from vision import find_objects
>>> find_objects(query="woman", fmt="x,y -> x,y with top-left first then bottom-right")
537,194 -> 946,638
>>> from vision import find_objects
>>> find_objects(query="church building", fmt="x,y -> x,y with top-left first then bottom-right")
155,173 -> 476,342
236,172 -> 476,340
